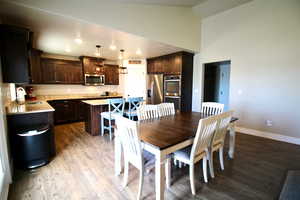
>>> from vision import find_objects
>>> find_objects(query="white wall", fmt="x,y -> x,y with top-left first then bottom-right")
9,0 -> 201,51
0,59 -> 12,200
198,0 -> 300,138
119,59 -> 147,99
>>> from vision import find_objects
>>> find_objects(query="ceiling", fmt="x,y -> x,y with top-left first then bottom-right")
107,0 -> 207,7
0,1 -> 184,60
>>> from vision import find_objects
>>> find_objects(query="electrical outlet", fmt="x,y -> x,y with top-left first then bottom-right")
266,120 -> 273,127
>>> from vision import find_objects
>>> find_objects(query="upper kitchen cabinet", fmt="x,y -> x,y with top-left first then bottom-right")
104,64 -> 119,85
41,58 -> 83,84
28,48 -> 43,84
0,24 -> 30,83
146,51 -> 192,75
80,56 -> 105,75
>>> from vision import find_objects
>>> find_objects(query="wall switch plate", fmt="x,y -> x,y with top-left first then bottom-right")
266,120 -> 273,127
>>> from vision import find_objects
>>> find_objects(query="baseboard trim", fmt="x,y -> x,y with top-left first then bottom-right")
236,127 -> 300,145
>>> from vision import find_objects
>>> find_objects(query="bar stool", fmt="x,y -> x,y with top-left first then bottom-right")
124,97 -> 143,120
100,98 -> 125,140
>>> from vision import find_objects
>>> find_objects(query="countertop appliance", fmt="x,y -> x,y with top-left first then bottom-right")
146,74 -> 163,104
84,74 -> 105,86
16,87 -> 26,104
164,75 -> 181,110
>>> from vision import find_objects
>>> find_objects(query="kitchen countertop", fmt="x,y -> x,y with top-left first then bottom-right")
36,94 -> 123,101
6,101 -> 55,116
81,99 -> 109,106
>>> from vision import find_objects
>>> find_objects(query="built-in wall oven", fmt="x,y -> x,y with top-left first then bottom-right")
84,74 -> 105,86
164,75 -> 181,110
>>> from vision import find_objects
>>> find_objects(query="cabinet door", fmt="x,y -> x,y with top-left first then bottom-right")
154,58 -> 163,73
147,59 -> 155,74
81,57 -> 104,75
168,54 -> 182,74
41,58 -> 56,83
111,65 -> 119,85
0,25 -> 29,83
104,64 -> 119,85
69,63 -> 83,84
49,100 -> 77,124
29,49 -> 43,83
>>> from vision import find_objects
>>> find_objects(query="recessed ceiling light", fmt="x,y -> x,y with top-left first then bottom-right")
74,38 -> 82,44
65,48 -> 71,52
110,44 -> 117,50
136,49 -> 142,55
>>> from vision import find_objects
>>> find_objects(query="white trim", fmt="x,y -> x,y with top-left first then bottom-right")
236,127 -> 300,145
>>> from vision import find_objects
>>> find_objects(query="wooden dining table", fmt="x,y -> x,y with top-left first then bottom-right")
114,112 -> 238,200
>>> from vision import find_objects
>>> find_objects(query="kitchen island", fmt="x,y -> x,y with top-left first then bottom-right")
82,98 -> 121,136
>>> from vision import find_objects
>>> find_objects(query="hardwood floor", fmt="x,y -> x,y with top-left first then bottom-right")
8,122 -> 300,200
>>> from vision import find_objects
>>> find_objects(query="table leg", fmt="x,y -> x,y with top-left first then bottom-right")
228,122 -> 236,159
155,152 -> 166,200
165,157 -> 171,189
114,132 -> 122,176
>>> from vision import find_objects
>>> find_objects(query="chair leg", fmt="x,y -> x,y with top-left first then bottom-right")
109,119 -> 112,141
202,156 -> 208,183
208,150 -> 215,178
219,146 -> 224,171
123,160 -> 129,187
137,168 -> 144,200
165,158 -> 171,188
101,116 -> 104,136
189,164 -> 196,195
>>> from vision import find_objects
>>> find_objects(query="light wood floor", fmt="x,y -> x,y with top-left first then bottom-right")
8,122 -> 300,200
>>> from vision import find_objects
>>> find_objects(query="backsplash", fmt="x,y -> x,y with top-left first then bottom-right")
29,84 -> 122,96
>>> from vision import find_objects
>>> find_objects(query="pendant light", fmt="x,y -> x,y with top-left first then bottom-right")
95,45 -> 103,67
119,49 -> 128,74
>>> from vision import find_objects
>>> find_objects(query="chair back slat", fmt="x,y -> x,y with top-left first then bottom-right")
158,103 -> 175,117
137,104 -> 159,121
115,116 -> 143,168
190,115 -> 218,161
201,102 -> 224,115
212,111 -> 233,145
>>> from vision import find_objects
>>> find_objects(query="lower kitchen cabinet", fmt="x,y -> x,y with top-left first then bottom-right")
48,100 -> 81,124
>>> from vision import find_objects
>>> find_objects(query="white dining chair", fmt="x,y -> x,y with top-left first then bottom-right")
172,114 -> 219,195
201,102 -> 224,115
209,110 -> 233,177
115,115 -> 154,200
137,104 -> 159,121
158,102 -> 175,117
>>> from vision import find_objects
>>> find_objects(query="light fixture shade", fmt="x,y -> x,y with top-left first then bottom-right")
119,49 -> 127,74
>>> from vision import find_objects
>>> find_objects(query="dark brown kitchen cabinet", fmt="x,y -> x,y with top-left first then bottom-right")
80,56 -> 105,75
41,58 -> 83,84
48,100 -> 78,124
146,52 -> 190,75
104,64 -> 119,85
0,24 -> 30,83
28,48 -> 43,83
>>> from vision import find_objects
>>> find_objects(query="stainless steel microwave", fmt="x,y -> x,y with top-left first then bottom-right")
84,74 -> 105,86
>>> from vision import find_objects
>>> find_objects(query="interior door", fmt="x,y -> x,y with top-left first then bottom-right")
218,63 -> 230,110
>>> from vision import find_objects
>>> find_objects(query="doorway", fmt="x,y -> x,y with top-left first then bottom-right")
203,61 -> 231,110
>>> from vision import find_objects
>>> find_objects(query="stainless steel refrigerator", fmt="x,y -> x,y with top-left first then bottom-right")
146,74 -> 164,104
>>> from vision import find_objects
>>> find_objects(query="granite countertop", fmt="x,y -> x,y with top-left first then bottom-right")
6,101 -> 55,116
81,99 -> 109,106
37,94 -> 123,101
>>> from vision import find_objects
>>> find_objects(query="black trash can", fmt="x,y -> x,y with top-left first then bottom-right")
12,124 -> 54,169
